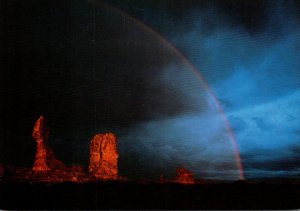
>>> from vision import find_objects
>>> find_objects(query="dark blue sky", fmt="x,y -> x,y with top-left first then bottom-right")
104,0 -> 300,179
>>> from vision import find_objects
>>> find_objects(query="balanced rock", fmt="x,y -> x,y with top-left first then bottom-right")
89,133 -> 119,180
175,167 -> 195,184
32,116 -> 65,172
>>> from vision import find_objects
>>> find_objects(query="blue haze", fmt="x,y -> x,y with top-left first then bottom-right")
166,2 -> 300,178
115,1 -> 300,179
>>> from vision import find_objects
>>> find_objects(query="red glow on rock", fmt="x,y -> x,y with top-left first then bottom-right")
32,116 -> 66,172
175,167 -> 196,184
89,133 -> 119,180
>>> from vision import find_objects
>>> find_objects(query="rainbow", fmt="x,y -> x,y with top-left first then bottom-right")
91,1 -> 245,180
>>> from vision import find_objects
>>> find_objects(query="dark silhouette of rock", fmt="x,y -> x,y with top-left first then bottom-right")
32,115 -> 65,172
175,167 -> 195,184
0,164 -> 4,177
89,133 -> 119,180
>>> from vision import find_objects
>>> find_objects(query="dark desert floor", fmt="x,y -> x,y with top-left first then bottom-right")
0,180 -> 299,210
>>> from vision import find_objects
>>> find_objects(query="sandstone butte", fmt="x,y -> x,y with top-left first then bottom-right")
4,115 -> 199,184
32,115 -> 65,172
89,133 -> 119,180
175,167 -> 196,184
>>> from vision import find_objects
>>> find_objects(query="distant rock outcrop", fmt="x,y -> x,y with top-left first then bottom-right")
89,133 -> 119,180
32,116 -> 65,172
175,167 -> 195,184
160,174 -> 165,184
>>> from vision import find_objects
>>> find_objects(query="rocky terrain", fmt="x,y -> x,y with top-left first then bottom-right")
0,116 -> 299,209
0,116 -> 197,184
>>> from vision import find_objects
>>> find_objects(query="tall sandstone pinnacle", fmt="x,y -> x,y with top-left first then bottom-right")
32,115 -> 65,172
175,167 -> 196,184
89,133 -> 119,180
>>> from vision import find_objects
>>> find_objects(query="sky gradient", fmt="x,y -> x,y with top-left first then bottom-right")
1,0 -> 299,180
108,0 -> 300,179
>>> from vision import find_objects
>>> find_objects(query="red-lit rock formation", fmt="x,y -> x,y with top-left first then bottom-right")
7,165 -> 88,183
160,174 -> 165,184
89,133 -> 119,180
32,116 -> 65,172
175,167 -> 195,184
65,166 -> 85,182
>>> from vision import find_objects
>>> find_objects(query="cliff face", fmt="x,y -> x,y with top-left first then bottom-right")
32,116 -> 65,172
175,167 -> 196,184
89,133 -> 119,180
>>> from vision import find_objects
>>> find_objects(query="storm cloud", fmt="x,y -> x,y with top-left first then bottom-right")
106,0 -> 300,179
1,0 -> 300,180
